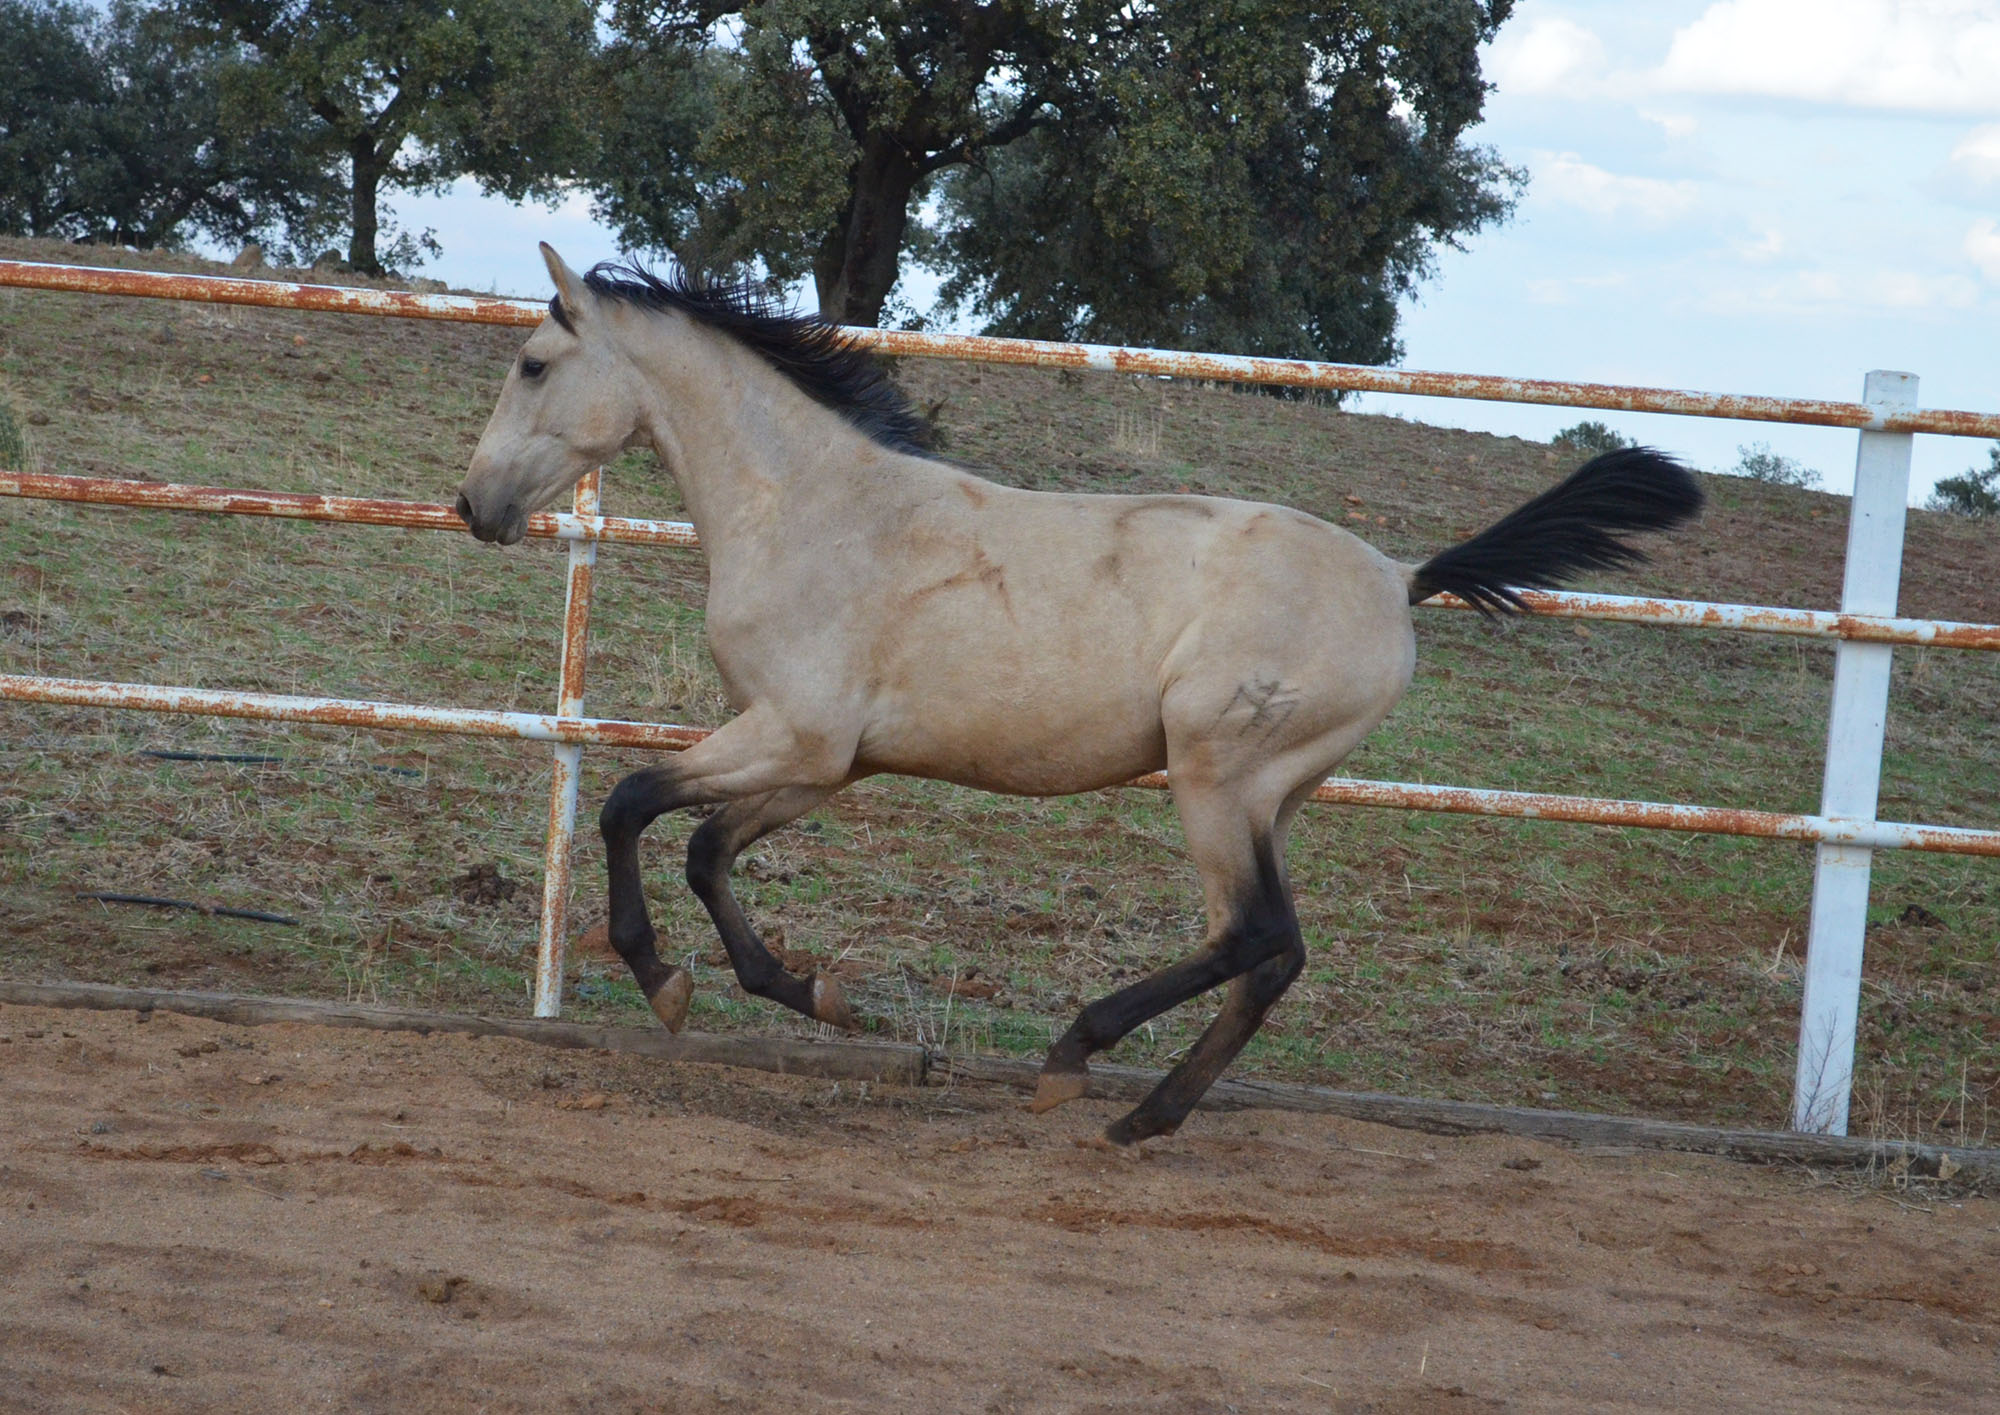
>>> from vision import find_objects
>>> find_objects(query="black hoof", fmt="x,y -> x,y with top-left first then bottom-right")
1103,1108 -> 1177,1147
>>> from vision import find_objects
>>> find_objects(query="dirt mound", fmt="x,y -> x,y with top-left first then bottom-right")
450,861 -> 518,907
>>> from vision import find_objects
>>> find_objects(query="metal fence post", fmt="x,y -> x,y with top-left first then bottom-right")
532,468 -> 601,1018
1792,371 -> 1917,1133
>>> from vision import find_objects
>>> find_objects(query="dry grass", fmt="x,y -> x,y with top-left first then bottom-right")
2,236 -> 1996,1144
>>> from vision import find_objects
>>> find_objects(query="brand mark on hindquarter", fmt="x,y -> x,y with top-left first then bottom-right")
1219,676 -> 1301,740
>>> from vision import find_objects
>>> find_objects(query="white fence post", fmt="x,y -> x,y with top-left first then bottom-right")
532,469 -> 601,1019
1791,370 -> 1917,1133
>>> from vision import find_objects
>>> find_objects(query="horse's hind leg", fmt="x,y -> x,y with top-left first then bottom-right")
1101,788 -> 1317,1143
1106,935 -> 1303,1145
1033,777 -> 1295,1115
685,785 -> 856,1029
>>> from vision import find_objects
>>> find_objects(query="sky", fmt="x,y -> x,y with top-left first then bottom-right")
381,0 -> 2000,502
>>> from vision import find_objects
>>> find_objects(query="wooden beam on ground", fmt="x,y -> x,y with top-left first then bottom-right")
937,1054 -> 1999,1187
7,982 -> 1989,1187
0,981 -> 927,1087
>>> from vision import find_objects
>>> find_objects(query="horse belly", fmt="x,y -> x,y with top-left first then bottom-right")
856,658 -> 1168,797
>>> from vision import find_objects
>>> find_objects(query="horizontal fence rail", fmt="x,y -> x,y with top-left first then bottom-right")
6,674 -> 1999,861
6,258 -> 2000,438
8,469 -> 2000,652
2,257 -> 1996,1141
0,468 -> 701,547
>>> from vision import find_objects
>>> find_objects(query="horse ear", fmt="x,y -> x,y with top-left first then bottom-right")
539,243 -> 589,325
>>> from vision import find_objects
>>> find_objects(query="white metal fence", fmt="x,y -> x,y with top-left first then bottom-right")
2,258 -> 1997,1137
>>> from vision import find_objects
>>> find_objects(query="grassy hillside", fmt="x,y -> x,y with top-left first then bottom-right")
2,236 -> 1995,1143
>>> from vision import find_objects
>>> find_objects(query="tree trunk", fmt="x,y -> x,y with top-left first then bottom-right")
813,140 -> 921,326
347,138 -> 383,274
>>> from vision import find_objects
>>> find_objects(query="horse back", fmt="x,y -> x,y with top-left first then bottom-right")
845,476 -> 1412,794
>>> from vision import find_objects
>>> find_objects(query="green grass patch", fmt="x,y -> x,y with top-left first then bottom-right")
2,235 -> 1995,1145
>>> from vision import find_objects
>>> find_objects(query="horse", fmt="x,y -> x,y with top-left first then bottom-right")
455,245 -> 1702,1146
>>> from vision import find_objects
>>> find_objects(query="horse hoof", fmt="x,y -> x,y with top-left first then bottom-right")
1102,1109 -> 1175,1147
810,974 -> 859,1031
1030,1065 -> 1089,1114
647,969 -> 693,1033
1078,1133 -> 1151,1159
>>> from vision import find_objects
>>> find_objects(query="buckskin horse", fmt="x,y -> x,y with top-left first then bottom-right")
455,246 -> 1701,1146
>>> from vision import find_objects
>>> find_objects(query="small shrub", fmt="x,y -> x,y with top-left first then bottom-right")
1551,420 -> 1633,456
0,399 -> 25,470
1925,444 -> 2000,519
1733,441 -> 1820,490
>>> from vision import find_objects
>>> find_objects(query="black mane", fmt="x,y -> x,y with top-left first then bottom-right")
581,260 -> 936,457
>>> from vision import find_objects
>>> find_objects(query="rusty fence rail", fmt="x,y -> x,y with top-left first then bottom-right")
1,258 -> 1996,1137
9,257 -> 2000,439
10,467 -> 2000,651
6,671 -> 1999,861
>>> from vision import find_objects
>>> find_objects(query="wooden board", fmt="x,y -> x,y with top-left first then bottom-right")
6,981 -> 1989,1186
0,980 -> 928,1087
940,1053 -> 1997,1185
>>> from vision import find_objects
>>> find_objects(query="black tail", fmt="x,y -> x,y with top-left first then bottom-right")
1407,447 -> 1703,616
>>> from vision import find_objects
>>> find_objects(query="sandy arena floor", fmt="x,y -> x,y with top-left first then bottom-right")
0,1002 -> 1994,1413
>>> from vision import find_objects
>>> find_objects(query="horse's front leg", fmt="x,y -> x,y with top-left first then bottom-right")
599,709 -> 849,1031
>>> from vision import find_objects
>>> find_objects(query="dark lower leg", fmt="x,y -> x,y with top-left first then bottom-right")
1032,937 -> 1280,1109
601,767 -> 699,1030
685,791 -> 854,1029
1103,942 -> 1304,1145
1035,834 -> 1291,1113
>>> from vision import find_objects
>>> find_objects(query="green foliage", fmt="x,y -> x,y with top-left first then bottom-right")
935,1 -> 1521,362
175,0 -> 599,272
592,1 -> 1521,347
1732,441 -> 1820,490
0,0 -> 103,239
588,34 -> 848,292
594,0 -> 1086,323
0,0 -> 328,249
1925,443 -> 2000,519
1551,421 -> 1634,456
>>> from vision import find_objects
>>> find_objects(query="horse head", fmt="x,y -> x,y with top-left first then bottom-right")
456,244 -> 645,544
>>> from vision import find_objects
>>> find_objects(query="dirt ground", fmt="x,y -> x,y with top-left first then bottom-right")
1,1003 -> 1994,1414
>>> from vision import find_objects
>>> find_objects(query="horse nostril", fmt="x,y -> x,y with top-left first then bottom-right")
454,492 -> 474,526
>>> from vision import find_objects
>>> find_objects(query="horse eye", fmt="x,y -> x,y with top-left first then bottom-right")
520,357 -> 546,379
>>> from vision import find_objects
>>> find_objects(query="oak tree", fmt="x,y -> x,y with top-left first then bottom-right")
937,1 -> 1522,364
595,0 -> 1104,326
592,0 -> 1520,358
0,0 -> 326,249
176,0 -> 599,273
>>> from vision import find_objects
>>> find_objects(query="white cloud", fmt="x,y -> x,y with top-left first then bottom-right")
1950,124 -> 2000,186
1533,153 -> 1702,223
1968,218 -> 2000,279
1736,226 -> 1786,262
1486,15 -> 1611,97
1735,265 -> 1983,311
1869,269 -> 1983,307
391,178 -> 626,296
1526,271 -> 1631,305
1660,1 -> 2000,115
1640,110 -> 1701,140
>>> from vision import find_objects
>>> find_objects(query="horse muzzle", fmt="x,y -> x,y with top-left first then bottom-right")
455,492 -> 528,546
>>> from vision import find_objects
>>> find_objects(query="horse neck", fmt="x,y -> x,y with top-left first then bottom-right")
622,314 -> 886,551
